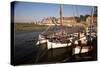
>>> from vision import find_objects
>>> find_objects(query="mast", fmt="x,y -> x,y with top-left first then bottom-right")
90,7 -> 94,36
91,7 -> 94,24
88,7 -> 94,43
60,4 -> 63,35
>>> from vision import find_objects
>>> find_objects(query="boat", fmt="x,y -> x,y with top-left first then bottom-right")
35,5 -> 97,63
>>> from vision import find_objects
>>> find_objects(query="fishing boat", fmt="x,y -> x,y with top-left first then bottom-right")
35,5 -> 97,63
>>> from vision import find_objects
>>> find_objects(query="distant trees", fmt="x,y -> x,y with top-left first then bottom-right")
80,15 -> 85,21
74,16 -> 80,23
80,15 -> 90,21
74,14 -> 90,22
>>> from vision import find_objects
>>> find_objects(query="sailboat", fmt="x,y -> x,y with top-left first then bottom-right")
35,5 -> 96,62
36,4 -> 73,49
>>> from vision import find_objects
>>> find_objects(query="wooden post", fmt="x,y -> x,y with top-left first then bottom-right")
51,43 -> 53,59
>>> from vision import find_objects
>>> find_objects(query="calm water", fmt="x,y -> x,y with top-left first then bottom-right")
14,26 -> 86,65
14,29 -> 44,65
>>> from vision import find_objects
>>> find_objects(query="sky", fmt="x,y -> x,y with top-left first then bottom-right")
12,1 -> 93,23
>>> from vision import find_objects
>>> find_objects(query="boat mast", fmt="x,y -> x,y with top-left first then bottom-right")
91,7 -> 94,24
60,4 -> 63,35
90,7 -> 94,36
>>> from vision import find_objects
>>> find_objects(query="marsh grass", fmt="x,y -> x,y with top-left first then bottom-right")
14,23 -> 48,31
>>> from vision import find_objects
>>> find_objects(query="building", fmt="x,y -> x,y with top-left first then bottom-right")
57,17 -> 76,25
41,17 -> 76,25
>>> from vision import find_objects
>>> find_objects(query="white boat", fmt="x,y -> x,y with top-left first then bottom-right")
35,5 -> 96,63
36,33 -> 90,54
36,34 -> 72,49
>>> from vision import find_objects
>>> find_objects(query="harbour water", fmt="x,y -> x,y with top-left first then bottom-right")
14,26 -> 97,65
